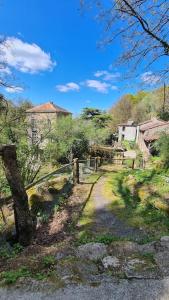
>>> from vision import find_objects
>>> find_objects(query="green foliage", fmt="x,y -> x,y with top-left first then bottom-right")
158,109 -> 169,121
81,107 -> 102,120
0,267 -> 48,284
33,272 -> 47,281
44,114 -> 111,164
0,267 -> 31,284
53,204 -> 59,214
110,86 -> 169,130
0,243 -> 23,259
37,211 -> 50,224
155,133 -> 169,169
104,169 -> 169,239
122,140 -> 135,150
76,231 -> 131,246
42,255 -> 56,268
0,166 -> 10,196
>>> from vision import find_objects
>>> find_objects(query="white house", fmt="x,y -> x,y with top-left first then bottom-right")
118,117 -> 169,159
118,120 -> 139,142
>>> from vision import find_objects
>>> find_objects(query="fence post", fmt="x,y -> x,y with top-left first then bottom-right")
0,145 -> 33,246
94,157 -> 98,172
97,156 -> 101,167
132,159 -> 135,169
87,155 -> 91,168
73,158 -> 80,184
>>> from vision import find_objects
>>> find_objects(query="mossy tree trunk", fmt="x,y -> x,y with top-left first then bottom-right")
0,145 -> 33,246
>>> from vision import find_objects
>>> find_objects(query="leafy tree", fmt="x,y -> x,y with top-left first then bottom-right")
110,85 -> 169,128
81,107 -> 102,120
158,110 -> 169,121
154,133 -> 169,169
109,94 -> 134,131
92,113 -> 112,128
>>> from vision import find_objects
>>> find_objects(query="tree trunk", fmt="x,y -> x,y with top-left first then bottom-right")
0,145 -> 33,246
73,158 -> 79,184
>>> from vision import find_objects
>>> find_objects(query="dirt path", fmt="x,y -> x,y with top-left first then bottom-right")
80,175 -> 146,241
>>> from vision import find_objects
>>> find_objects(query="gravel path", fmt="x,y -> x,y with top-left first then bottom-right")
90,176 -> 146,241
1,278 -> 169,300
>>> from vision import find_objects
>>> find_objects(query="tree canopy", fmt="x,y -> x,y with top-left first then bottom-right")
81,0 -> 169,79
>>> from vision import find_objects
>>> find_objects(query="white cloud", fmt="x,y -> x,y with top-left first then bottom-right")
111,85 -> 118,90
85,80 -> 110,93
140,71 -> 160,85
1,37 -> 56,74
94,70 -> 120,81
0,65 -> 11,75
56,82 -> 80,92
5,86 -> 24,93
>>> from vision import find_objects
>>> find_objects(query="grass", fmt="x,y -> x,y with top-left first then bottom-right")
0,267 -> 50,285
103,169 -> 169,239
0,254 -> 57,285
75,231 -> 132,246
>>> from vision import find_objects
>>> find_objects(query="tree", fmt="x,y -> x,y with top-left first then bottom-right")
81,107 -> 102,120
155,133 -> 169,169
81,107 -> 112,128
0,145 -> 33,246
81,0 -> 169,78
109,94 -> 135,130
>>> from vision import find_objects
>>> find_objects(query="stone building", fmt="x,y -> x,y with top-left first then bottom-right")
26,101 -> 71,144
137,118 -> 169,158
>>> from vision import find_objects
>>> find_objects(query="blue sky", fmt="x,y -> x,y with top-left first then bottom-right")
0,0 -> 164,114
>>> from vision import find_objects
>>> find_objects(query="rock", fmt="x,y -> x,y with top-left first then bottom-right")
77,243 -> 107,261
160,236 -> 169,249
55,257 -> 99,284
108,241 -> 139,256
154,251 -> 169,276
138,242 -> 156,254
124,257 -> 160,279
55,248 -> 75,260
102,256 -> 120,269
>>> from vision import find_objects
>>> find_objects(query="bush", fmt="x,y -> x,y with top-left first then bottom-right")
42,255 -> 56,268
0,267 -> 30,284
155,133 -> 169,169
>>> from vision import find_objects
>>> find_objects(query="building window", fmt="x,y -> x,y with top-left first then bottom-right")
31,118 -> 36,128
32,130 -> 38,144
47,118 -> 51,127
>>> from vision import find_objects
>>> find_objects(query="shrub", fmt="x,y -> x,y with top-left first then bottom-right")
155,133 -> 169,169
37,211 -> 50,224
42,255 -> 56,268
0,267 -> 30,284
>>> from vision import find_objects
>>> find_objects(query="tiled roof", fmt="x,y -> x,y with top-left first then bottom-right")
26,102 -> 71,114
144,123 -> 169,141
139,118 -> 166,131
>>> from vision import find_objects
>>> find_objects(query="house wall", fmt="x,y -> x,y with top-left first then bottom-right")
26,111 -> 70,144
118,126 -> 137,142
137,131 -> 150,160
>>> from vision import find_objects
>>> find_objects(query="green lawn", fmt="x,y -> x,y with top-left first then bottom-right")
104,168 -> 169,240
